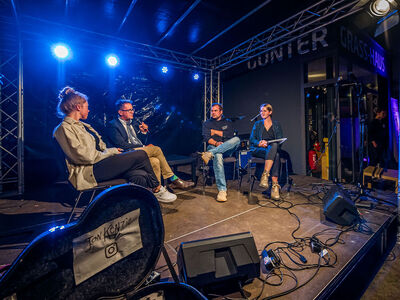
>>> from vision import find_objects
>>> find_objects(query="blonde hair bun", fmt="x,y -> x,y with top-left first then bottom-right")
59,86 -> 75,100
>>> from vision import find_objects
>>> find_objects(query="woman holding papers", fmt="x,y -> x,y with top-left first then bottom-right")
249,103 -> 284,200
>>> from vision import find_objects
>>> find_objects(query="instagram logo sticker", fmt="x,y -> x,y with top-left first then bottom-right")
105,243 -> 118,258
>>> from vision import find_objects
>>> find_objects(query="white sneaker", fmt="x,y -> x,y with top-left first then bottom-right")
154,186 -> 177,203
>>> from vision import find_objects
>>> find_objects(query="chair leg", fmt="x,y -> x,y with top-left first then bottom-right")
89,190 -> 97,203
285,161 -> 289,186
248,175 -> 258,205
202,163 -> 207,194
191,161 -> 197,183
68,191 -> 83,224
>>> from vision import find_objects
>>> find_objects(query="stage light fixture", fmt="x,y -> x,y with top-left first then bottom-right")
52,44 -> 70,60
193,73 -> 200,80
161,66 -> 168,73
370,0 -> 391,16
106,54 -> 119,67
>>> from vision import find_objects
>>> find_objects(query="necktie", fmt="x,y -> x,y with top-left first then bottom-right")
126,122 -> 143,146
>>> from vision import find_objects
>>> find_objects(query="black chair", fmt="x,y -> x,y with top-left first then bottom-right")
239,156 -> 289,204
166,154 -> 197,184
67,178 -> 127,223
201,153 -> 241,191
53,139 -> 129,223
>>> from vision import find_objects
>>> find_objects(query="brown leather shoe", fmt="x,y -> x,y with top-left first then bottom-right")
169,178 -> 195,190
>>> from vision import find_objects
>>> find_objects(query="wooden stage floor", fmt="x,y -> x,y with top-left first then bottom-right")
0,174 -> 397,299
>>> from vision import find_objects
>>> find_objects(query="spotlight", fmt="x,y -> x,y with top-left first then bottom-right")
161,66 -> 168,73
106,54 -> 119,67
370,0 -> 391,17
52,44 -> 71,60
193,73 -> 200,80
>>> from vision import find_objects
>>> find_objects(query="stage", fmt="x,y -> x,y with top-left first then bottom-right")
0,173 -> 397,299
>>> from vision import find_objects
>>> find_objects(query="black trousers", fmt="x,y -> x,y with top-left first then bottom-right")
251,143 -> 280,178
93,150 -> 159,188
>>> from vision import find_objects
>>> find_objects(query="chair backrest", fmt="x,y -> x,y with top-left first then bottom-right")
53,138 -> 70,182
0,184 -> 164,299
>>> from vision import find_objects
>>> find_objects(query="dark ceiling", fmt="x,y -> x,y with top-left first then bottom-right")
1,0 -> 342,58
1,0 -> 399,59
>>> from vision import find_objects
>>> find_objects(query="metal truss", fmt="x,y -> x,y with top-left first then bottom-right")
211,0 -> 363,71
203,71 -> 221,122
0,38 -> 24,195
15,15 -> 212,72
121,40 -> 211,72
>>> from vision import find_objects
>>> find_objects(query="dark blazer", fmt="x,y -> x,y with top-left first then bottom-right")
106,118 -> 147,151
249,120 -> 283,152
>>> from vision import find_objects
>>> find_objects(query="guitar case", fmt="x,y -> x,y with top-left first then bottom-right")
0,184 -> 165,299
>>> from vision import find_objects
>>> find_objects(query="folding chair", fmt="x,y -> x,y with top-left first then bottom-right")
67,178 -> 127,223
239,156 -> 288,204
53,139 -> 128,223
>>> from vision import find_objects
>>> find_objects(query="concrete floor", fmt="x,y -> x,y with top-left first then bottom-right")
0,174 -> 398,299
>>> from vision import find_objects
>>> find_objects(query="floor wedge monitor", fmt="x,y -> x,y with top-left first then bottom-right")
177,232 -> 260,290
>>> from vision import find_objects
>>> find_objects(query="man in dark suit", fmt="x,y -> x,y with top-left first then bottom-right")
107,99 -> 194,190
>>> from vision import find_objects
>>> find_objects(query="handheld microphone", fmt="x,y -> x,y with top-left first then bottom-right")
250,113 -> 260,122
136,119 -> 150,134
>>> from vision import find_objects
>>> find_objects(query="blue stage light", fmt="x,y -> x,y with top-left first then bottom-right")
106,54 -> 119,67
193,73 -> 200,80
52,44 -> 70,59
161,66 -> 168,73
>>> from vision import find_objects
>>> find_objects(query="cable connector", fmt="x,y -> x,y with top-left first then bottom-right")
261,249 -> 280,273
320,249 -> 328,257
310,238 -> 322,253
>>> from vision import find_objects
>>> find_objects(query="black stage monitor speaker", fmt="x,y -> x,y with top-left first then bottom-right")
323,186 -> 359,226
177,232 -> 260,290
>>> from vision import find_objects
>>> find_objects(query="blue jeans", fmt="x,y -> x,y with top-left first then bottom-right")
207,137 -> 240,191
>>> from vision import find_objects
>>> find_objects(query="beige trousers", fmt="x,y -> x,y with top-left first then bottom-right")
140,145 -> 174,183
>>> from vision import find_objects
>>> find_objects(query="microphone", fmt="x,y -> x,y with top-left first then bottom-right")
250,113 -> 260,122
335,76 -> 343,86
136,119 -> 150,134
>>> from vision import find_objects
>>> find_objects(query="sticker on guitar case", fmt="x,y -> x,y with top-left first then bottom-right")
72,209 -> 142,285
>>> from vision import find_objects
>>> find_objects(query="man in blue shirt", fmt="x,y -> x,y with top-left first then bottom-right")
201,103 -> 240,202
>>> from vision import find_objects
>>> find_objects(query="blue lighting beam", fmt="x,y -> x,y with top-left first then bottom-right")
52,44 -> 71,60
161,66 -> 168,73
106,54 -> 119,67
193,73 -> 200,80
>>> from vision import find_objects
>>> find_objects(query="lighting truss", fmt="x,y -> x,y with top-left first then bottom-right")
203,71 -> 221,121
17,15 -> 212,72
211,0 -> 363,71
0,42 -> 24,195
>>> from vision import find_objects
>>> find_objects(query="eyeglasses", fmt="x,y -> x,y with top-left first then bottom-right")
121,109 -> 134,112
